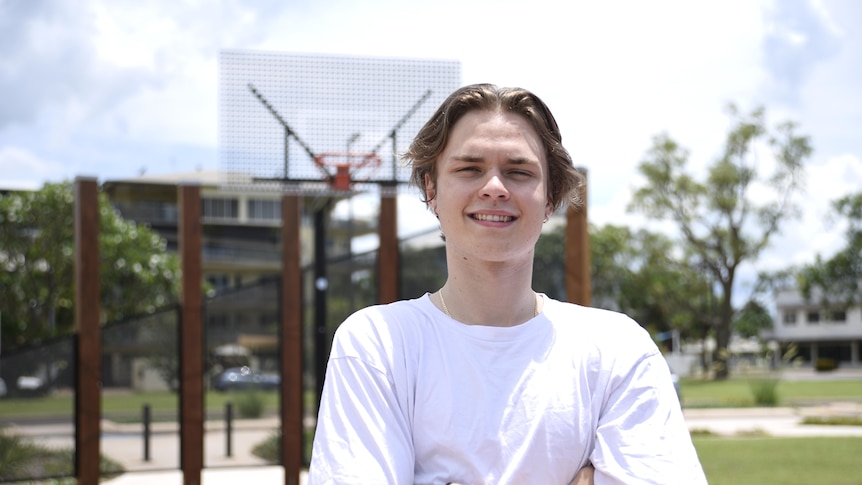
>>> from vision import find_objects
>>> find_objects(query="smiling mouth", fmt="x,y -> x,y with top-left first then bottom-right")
472,213 -> 515,223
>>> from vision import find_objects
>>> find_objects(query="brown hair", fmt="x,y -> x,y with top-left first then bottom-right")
404,83 -> 584,211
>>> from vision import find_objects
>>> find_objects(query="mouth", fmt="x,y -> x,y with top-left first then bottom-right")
471,213 -> 515,223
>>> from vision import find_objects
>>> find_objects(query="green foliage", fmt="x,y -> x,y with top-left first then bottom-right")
814,358 -> 838,372
576,224 -> 718,343
252,430 -> 281,463
252,428 -> 316,465
234,388 -> 265,418
628,104 -> 812,379
400,243 -> 447,299
801,415 -> 862,426
0,181 -> 180,351
0,427 -> 124,482
733,300 -> 773,339
799,192 -> 862,306
747,376 -> 780,406
532,225 -> 567,299
0,427 -> 42,480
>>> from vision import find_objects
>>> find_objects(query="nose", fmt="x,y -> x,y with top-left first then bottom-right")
480,173 -> 510,200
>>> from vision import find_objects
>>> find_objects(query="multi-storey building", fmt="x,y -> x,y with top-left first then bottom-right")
102,169 -> 374,388
768,287 -> 862,367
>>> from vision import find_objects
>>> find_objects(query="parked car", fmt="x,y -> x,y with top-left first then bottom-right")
211,366 -> 279,392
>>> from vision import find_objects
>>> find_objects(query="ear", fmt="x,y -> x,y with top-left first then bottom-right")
424,173 -> 437,212
545,200 -> 553,220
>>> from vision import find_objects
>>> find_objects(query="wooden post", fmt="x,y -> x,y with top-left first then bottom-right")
566,168 -> 591,306
378,186 -> 399,304
179,184 -> 203,485
281,194 -> 303,484
74,177 -> 101,484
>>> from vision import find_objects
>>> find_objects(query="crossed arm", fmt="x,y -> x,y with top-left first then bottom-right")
448,465 -> 595,485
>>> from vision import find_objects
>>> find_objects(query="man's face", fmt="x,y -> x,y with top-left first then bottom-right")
425,109 -> 552,264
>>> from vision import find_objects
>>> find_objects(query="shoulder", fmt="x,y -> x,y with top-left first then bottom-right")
329,294 -> 437,360
542,297 -> 659,363
543,297 -> 650,340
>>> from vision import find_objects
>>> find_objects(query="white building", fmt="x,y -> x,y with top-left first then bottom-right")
767,288 -> 862,367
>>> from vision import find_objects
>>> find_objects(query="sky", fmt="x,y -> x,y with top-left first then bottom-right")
2,0 -> 861,303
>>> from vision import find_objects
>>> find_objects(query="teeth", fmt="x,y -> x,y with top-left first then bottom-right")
473,213 -> 513,222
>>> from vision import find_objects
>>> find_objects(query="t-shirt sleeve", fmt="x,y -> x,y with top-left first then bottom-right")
308,317 -> 414,485
590,347 -> 707,484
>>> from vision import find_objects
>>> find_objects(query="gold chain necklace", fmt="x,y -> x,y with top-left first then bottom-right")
439,288 -> 540,320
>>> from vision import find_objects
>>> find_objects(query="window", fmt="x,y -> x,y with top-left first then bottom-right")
782,311 -> 797,325
206,274 -> 230,292
806,311 -> 820,324
248,199 -> 281,221
202,197 -> 238,219
829,310 -> 847,323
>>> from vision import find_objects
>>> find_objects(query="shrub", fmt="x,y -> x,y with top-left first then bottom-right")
0,428 -> 42,481
748,377 -> 780,406
688,428 -> 718,437
234,388 -> 265,418
252,430 -> 281,463
815,358 -> 838,372
0,427 -> 124,482
252,428 -> 317,464
802,415 -> 862,426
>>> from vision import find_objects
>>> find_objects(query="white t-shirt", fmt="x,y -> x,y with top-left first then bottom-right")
308,294 -> 706,485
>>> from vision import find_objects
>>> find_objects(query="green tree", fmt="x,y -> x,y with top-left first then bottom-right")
733,299 -> 774,339
533,223 -> 718,368
0,181 -> 180,351
629,105 -> 812,379
587,224 -> 718,351
400,243 -> 447,300
533,225 -> 567,300
799,192 -> 862,306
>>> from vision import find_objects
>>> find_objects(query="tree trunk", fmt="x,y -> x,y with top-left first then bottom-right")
712,285 -> 734,380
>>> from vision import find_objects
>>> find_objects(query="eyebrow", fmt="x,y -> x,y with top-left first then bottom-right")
450,155 -> 539,165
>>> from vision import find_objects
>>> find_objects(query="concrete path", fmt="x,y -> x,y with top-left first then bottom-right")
104,466 -> 306,485
683,402 -> 862,437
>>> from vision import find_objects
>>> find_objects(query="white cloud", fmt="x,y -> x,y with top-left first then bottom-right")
0,146 -> 66,189
1,0 -> 860,288
754,152 -> 862,272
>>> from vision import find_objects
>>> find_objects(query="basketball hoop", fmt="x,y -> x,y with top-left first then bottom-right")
314,152 -> 383,191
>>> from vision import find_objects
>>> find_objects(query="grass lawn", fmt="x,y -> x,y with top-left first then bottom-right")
1,377 -> 859,420
694,436 -> 862,485
680,377 -> 862,407
0,389 -> 315,421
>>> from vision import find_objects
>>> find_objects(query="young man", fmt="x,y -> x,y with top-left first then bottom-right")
308,84 -> 707,484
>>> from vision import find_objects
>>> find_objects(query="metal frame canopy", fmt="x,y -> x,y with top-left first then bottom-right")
219,50 -> 461,194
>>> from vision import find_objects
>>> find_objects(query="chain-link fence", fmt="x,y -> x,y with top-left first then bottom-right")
0,334 -> 75,482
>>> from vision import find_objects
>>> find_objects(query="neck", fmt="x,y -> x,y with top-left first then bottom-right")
439,253 -> 538,327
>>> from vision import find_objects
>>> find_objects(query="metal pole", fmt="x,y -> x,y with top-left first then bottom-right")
225,402 -> 233,458
143,404 -> 151,462
314,205 -> 329,406
346,134 -> 360,312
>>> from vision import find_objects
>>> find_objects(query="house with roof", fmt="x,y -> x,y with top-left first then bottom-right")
766,287 -> 862,367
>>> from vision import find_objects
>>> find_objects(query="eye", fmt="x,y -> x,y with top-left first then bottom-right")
509,169 -> 533,178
